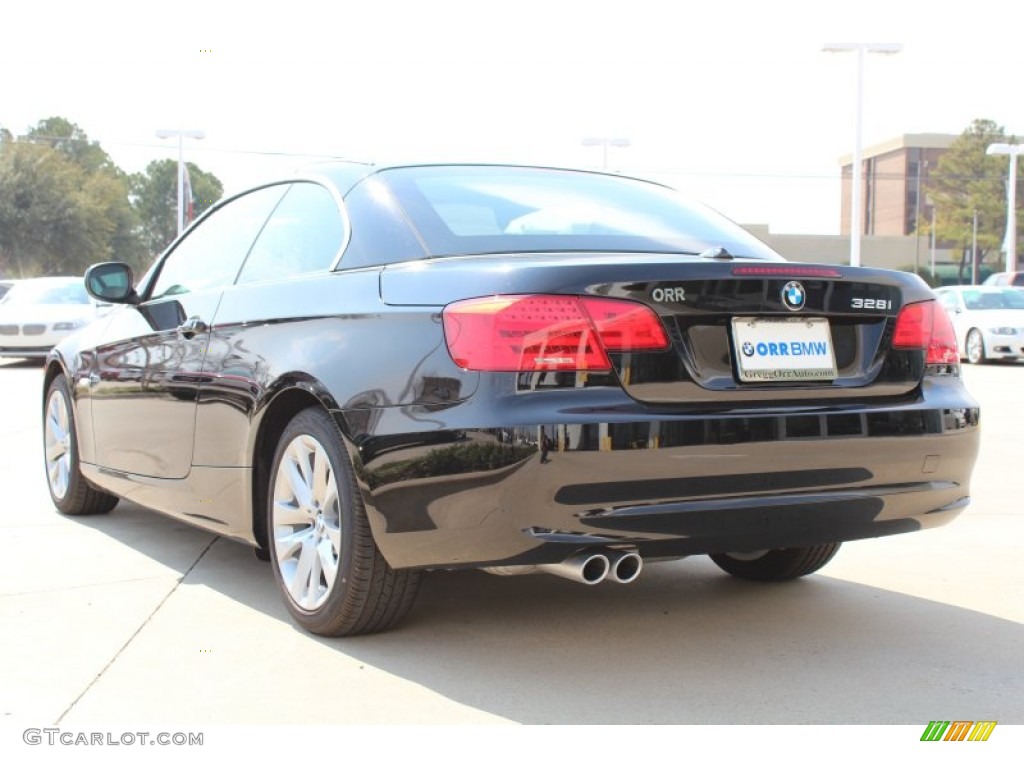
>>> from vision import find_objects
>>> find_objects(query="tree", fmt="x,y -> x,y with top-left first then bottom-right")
0,117 -> 143,277
24,116 -> 117,175
926,119 -> 1019,282
1,142 -> 95,276
130,159 -> 223,258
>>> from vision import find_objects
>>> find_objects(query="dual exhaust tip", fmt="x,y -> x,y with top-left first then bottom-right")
485,549 -> 642,585
538,549 -> 642,585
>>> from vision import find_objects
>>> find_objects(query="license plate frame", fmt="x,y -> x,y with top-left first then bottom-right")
731,317 -> 838,383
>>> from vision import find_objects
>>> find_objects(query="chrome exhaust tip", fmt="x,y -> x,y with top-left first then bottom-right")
606,550 -> 643,584
536,551 -> 610,585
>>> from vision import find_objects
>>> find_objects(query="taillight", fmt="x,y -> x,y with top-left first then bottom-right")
442,294 -> 669,372
892,302 -> 932,348
579,297 -> 670,352
892,300 -> 959,365
927,302 -> 960,364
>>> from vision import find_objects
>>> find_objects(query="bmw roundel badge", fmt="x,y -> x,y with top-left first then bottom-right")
781,281 -> 806,311
741,341 -> 755,356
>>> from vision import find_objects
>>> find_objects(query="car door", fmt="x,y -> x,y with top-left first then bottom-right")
89,184 -> 288,478
190,181 -> 349,467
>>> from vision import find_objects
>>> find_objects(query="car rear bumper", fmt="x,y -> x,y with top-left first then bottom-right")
345,388 -> 980,570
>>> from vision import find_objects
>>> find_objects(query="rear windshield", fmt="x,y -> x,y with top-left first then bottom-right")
375,166 -> 782,260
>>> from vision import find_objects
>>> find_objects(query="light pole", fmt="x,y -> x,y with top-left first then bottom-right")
972,209 -> 979,285
582,137 -> 630,171
929,201 -> 936,279
823,42 -> 902,267
156,129 -> 205,236
986,143 -> 1022,273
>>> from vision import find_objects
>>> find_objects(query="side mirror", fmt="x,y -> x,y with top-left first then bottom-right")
85,262 -> 138,304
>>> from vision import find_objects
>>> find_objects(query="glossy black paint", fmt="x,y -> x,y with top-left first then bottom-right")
343,374 -> 977,568
46,163 -> 981,573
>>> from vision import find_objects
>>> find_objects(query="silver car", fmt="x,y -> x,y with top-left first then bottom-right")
934,285 -> 1024,363
0,277 -> 106,358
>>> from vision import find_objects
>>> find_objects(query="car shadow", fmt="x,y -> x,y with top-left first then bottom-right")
72,499 -> 1024,725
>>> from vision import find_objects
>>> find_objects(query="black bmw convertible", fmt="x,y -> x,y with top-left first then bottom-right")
42,163 -> 980,635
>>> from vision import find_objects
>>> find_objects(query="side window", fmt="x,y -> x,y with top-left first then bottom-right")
236,182 -> 345,284
149,185 -> 288,300
939,292 -> 959,312
1013,274 -> 1024,286
338,177 -> 426,269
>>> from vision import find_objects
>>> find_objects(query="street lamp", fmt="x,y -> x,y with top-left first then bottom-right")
823,42 -> 902,267
986,142 -> 1022,273
156,129 -> 205,236
582,136 -> 630,171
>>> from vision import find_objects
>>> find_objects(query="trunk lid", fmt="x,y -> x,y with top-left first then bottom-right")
380,254 -> 935,404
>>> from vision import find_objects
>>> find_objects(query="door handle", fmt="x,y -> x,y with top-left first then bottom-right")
177,316 -> 209,339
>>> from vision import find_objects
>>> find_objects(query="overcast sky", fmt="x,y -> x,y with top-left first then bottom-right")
3,0 -> 1021,234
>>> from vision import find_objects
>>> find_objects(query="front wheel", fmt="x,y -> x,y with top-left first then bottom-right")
43,375 -> 119,516
267,407 -> 420,636
709,543 -> 841,581
966,329 -> 987,365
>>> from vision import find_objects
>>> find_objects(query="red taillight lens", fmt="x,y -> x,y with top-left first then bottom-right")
892,300 -> 959,365
892,302 -> 932,348
578,296 -> 670,352
927,302 -> 960,364
442,295 -> 669,372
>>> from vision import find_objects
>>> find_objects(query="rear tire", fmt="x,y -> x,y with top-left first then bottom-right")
966,329 -> 987,364
710,543 -> 841,581
43,375 -> 119,516
267,407 -> 420,636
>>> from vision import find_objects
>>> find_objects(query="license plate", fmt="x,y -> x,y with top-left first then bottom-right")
731,317 -> 837,382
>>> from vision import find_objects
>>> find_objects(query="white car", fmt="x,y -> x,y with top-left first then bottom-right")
0,277 -> 106,358
982,271 -> 1024,287
934,285 -> 1024,364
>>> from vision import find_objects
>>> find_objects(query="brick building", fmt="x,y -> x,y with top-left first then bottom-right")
839,133 -> 955,237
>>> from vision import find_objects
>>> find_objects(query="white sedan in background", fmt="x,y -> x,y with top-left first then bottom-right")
0,277 -> 106,358
934,285 -> 1024,364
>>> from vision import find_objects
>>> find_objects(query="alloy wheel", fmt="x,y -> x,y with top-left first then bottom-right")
271,433 -> 342,611
44,388 -> 72,500
967,330 -> 985,364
